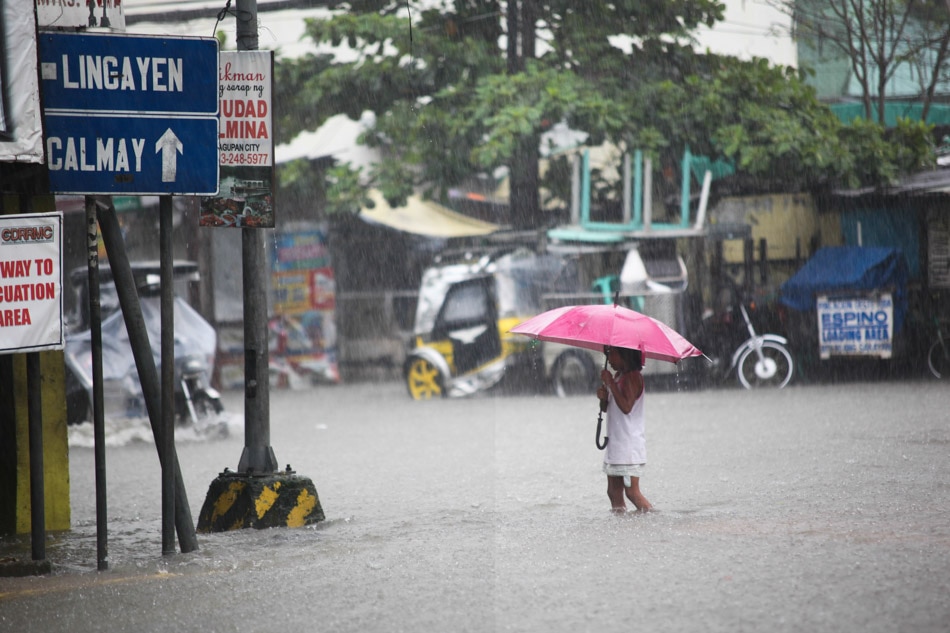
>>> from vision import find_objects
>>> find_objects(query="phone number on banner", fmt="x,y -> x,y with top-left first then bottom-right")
221,153 -> 271,166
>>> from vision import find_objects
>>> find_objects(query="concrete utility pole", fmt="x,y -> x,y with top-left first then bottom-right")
197,0 -> 324,532
234,0 -> 278,476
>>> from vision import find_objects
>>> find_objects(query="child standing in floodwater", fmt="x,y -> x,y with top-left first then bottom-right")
596,346 -> 652,513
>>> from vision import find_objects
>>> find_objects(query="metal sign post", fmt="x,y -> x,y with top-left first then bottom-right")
160,196 -> 176,555
235,0 -> 276,476
95,198 -> 199,553
84,197 -> 109,570
197,0 -> 324,532
37,31 -> 219,555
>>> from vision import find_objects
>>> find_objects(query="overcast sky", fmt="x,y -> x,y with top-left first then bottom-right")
123,0 -> 796,66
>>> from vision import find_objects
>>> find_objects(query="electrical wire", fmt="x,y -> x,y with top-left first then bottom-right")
212,0 -> 233,38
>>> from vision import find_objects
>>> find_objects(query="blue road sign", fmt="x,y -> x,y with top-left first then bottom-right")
38,32 -> 218,115
44,113 -> 219,195
38,32 -> 219,195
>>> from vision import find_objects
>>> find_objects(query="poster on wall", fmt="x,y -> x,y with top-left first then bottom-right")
200,50 -> 275,228
817,294 -> 893,359
269,230 -> 338,385
0,1 -> 43,163
0,212 -> 64,354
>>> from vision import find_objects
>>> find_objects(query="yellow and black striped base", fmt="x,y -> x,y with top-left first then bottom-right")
197,471 -> 325,532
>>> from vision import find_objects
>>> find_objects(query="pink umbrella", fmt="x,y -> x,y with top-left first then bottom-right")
509,303 -> 703,363
511,303 -> 703,450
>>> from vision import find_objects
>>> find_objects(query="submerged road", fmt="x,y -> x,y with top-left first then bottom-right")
2,378 -> 949,632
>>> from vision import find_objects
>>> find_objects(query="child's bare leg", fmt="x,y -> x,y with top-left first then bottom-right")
625,477 -> 652,512
606,476 -> 627,513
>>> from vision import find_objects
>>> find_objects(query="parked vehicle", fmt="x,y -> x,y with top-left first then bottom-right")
176,353 -> 224,425
924,292 -> 949,380
779,246 -> 911,376
404,250 -> 535,399
927,315 -> 948,379
695,289 -> 795,389
403,244 -> 692,399
64,262 -> 224,428
536,240 -> 692,395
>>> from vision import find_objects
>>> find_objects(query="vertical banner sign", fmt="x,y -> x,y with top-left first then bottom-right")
0,0 -> 43,162
200,50 -> 275,228
0,212 -> 65,354
817,294 -> 894,359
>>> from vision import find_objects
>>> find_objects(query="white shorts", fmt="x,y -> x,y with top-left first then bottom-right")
603,463 -> 645,488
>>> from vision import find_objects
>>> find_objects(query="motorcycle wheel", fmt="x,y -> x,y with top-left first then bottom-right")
551,351 -> 597,398
186,391 -> 225,426
927,339 -> 949,379
736,341 -> 794,389
405,357 -> 444,400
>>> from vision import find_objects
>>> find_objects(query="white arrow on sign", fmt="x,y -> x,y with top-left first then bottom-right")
155,128 -> 183,182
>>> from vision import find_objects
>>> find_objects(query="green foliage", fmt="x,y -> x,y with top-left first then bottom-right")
324,164 -> 373,215
836,116 -> 936,189
278,157 -> 327,213
888,117 -> 937,172
275,1 -> 729,221
275,1 -> 938,222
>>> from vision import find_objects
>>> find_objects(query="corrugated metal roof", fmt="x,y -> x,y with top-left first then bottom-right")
833,167 -> 950,197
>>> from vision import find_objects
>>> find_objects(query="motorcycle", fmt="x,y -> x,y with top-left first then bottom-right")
696,291 -> 795,389
176,354 -> 224,426
64,262 -> 225,430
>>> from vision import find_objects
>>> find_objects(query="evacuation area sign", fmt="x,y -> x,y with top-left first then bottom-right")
38,31 -> 219,195
0,213 -> 65,355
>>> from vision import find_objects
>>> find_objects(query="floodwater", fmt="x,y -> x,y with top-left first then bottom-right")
2,378 -> 949,632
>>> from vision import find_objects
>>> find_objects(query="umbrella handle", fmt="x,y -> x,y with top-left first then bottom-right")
596,351 -> 609,449
596,411 -> 609,450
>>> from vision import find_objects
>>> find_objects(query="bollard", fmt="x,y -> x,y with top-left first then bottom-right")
196,466 -> 324,532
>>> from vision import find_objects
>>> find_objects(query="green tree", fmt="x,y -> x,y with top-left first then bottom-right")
275,1 -> 934,226
647,56 -> 934,192
776,0 -> 950,124
276,0 -> 723,227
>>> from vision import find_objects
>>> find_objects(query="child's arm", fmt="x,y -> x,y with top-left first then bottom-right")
601,370 -> 642,414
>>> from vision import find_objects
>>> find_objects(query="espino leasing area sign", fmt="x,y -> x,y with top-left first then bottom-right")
817,294 -> 894,359
38,32 -> 219,195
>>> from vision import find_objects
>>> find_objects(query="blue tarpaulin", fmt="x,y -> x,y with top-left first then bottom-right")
780,246 -> 909,331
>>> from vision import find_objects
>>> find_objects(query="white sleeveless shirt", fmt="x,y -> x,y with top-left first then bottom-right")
603,373 -> 646,465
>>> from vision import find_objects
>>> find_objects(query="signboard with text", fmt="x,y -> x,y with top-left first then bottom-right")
36,0 -> 125,31
200,50 -> 275,228
38,31 -> 219,195
817,294 -> 894,359
0,213 -> 64,355
927,211 -> 950,289
43,113 -> 219,195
